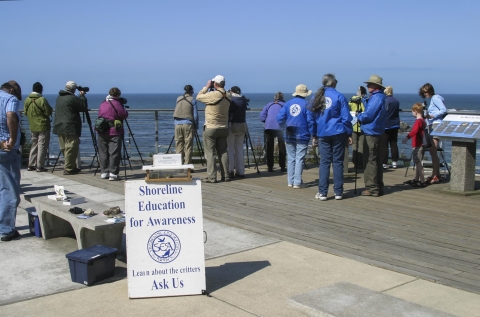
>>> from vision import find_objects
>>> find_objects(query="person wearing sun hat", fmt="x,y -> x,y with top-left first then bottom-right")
357,74 -> 387,197
276,84 -> 315,189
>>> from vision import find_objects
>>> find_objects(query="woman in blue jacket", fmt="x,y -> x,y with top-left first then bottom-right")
276,84 -> 314,188
310,74 -> 353,200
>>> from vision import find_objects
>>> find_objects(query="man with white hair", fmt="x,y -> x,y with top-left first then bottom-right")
196,75 -> 231,183
52,81 -> 86,175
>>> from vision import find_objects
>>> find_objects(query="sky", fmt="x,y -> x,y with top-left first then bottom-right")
2,0 -> 479,95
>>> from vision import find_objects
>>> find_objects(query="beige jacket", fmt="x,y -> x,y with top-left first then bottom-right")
196,87 -> 230,129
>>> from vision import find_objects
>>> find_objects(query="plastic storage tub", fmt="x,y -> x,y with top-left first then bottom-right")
28,211 -> 42,237
66,245 -> 117,286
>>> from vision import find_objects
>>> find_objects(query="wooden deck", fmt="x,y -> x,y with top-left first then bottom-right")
52,160 -> 480,294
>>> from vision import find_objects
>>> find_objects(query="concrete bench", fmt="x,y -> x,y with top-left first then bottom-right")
24,193 -> 125,251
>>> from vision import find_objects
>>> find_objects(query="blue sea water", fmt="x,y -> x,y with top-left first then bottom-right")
20,93 -> 480,171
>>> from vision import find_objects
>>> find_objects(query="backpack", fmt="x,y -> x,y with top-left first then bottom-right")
421,119 -> 432,149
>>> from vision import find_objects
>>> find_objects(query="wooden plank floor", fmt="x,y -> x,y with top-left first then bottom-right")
52,159 -> 480,294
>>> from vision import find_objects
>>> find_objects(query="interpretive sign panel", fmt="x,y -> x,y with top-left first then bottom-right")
125,179 -> 206,298
431,114 -> 480,140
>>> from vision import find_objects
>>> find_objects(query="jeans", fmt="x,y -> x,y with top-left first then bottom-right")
203,127 -> 229,181
285,142 -> 308,186
0,150 -> 21,236
319,133 -> 346,195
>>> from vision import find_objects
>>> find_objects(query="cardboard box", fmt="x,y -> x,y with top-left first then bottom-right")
66,245 -> 117,286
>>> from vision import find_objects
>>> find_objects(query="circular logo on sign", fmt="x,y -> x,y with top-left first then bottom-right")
325,97 -> 332,109
290,104 -> 301,117
147,230 -> 181,263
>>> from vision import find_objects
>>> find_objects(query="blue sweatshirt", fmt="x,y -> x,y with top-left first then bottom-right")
276,96 -> 313,144
426,94 -> 447,125
384,96 -> 400,129
260,101 -> 285,130
310,87 -> 353,138
357,90 -> 387,136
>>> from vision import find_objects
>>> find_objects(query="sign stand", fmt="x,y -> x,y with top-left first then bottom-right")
125,174 -> 206,298
431,113 -> 480,193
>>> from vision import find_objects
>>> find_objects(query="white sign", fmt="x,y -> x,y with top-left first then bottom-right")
153,154 -> 182,166
443,114 -> 480,122
125,179 -> 206,298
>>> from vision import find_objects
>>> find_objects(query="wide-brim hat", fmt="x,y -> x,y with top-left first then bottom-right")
363,75 -> 385,89
292,84 -> 312,97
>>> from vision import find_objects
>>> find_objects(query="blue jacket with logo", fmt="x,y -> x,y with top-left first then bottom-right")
357,90 -> 387,136
310,87 -> 353,138
276,96 -> 314,144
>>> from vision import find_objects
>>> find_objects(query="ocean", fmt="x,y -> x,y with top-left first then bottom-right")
20,93 -> 480,171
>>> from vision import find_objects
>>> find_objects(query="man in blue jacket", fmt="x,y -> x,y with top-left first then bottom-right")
357,75 -> 387,197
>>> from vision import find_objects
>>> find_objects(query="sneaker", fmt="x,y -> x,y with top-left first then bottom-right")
27,166 -> 36,171
391,161 -> 397,169
361,190 -> 379,197
202,178 -> 217,183
383,164 -> 389,169
315,193 -> 327,201
268,167 -> 274,172
287,184 -> 293,188
100,173 -> 109,179
229,172 -> 235,179
428,175 -> 440,184
335,194 -> 343,200
36,167 -> 48,172
109,174 -> 119,181
1,230 -> 20,242
280,168 -> 287,172
293,184 -> 307,189
235,173 -> 245,178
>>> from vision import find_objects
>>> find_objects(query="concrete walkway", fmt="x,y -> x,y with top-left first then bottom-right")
1,169 -> 480,316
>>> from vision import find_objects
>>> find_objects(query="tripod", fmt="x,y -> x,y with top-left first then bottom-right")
166,129 -> 205,166
52,95 -> 98,173
244,127 -> 260,174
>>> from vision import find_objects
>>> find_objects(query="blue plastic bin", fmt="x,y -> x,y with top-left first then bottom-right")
66,245 -> 117,286
27,211 -> 42,237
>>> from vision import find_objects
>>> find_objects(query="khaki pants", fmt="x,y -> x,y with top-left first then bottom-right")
175,124 -> 194,165
364,135 -> 384,193
57,134 -> 79,172
29,130 -> 50,168
203,127 -> 229,181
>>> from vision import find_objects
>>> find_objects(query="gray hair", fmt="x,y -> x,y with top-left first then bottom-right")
384,86 -> 393,96
311,73 -> 337,113
274,92 -> 284,101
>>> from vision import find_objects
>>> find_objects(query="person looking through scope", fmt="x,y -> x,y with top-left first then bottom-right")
52,81 -> 86,175
174,85 -> 198,166
97,87 -> 129,181
196,75 -> 231,183
227,85 -> 248,179
260,92 -> 286,173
